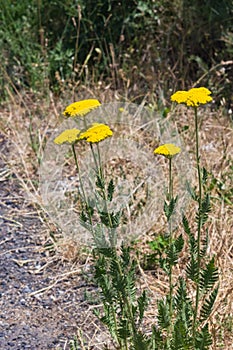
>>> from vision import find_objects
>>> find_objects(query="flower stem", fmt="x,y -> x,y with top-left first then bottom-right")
168,157 -> 174,343
193,106 -> 202,338
96,143 -> 117,245
71,143 -> 93,227
72,143 -> 85,203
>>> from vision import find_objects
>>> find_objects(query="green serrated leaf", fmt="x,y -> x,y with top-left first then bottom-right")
133,332 -> 149,350
200,257 -> 218,293
80,210 -> 88,222
182,215 -> 191,235
157,299 -> 170,329
118,318 -> 130,339
174,234 -> 184,254
174,278 -> 193,332
151,326 -> 163,349
195,324 -> 212,350
196,194 -> 211,227
182,215 -> 197,254
107,178 -> 115,202
100,211 -> 121,228
164,196 -> 178,220
172,318 -> 193,349
96,173 -> 105,189
159,256 -> 169,274
200,230 -> 209,257
111,211 -> 121,228
186,253 -> 199,282
202,167 -> 208,184
168,234 -> 184,266
138,290 -> 148,322
200,286 -> 219,322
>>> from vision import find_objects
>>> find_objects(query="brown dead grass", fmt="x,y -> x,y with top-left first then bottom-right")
0,88 -> 232,349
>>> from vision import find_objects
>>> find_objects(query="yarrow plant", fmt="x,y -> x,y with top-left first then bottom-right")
52,92 -> 218,349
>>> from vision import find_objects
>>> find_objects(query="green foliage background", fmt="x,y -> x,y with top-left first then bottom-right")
0,0 -> 232,102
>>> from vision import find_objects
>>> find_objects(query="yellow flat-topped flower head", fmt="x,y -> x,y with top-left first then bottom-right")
154,143 -> 181,159
80,123 -> 113,143
54,128 -> 81,145
63,99 -> 101,118
171,87 -> 212,107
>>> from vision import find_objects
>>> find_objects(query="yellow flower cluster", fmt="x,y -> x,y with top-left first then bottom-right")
154,143 -> 181,159
80,123 -> 113,143
63,99 -> 101,118
171,87 -> 212,107
54,129 -> 81,145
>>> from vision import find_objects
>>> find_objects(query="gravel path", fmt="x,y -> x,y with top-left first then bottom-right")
0,134 -> 97,350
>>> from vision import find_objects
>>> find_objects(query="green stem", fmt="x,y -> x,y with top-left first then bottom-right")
169,158 -> 173,201
72,143 -> 85,202
97,143 -> 104,181
93,143 -> 117,246
90,143 -> 99,171
71,143 -> 93,227
168,157 -> 173,344
193,106 -> 202,338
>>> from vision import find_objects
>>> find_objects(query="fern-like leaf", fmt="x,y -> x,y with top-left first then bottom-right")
117,318 -> 130,340
202,167 -> 208,184
172,319 -> 193,350
196,194 -> 211,227
121,244 -> 131,267
200,286 -> 219,322
200,230 -> 209,257
164,196 -> 177,221
186,253 -> 199,282
157,298 -> 170,329
96,173 -> 105,190
133,332 -> 149,350
195,324 -> 212,350
150,326 -> 163,350
137,290 -> 148,322
174,278 -> 193,332
175,234 -> 184,254
182,215 -> 191,235
182,215 -> 197,254
168,234 -> 184,266
199,257 -> 218,293
99,210 -> 121,228
107,179 -> 115,202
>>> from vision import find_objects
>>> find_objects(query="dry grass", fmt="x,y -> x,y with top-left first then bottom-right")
0,88 -> 232,349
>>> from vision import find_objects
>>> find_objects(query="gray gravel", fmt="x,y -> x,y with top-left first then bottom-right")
0,134 -> 94,350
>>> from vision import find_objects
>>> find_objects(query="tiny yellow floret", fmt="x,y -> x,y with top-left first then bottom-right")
80,123 -> 113,143
54,129 -> 81,145
171,87 -> 212,107
154,144 -> 181,159
63,99 -> 101,118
